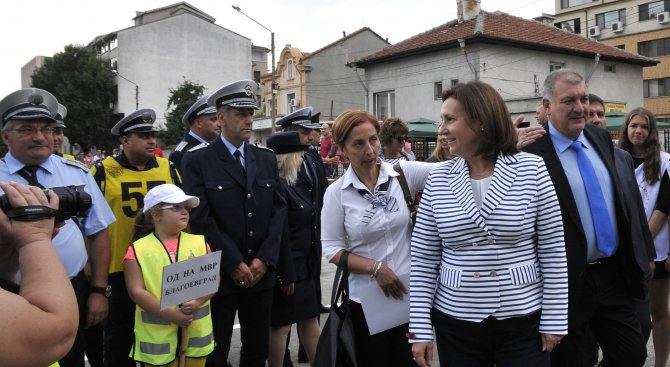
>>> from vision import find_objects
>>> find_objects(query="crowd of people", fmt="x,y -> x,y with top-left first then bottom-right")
0,68 -> 669,367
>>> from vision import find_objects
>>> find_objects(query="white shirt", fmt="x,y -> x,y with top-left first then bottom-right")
321,159 -> 438,303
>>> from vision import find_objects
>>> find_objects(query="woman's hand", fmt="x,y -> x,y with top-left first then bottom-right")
374,264 -> 407,300
412,342 -> 433,367
280,283 -> 295,295
541,333 -> 563,352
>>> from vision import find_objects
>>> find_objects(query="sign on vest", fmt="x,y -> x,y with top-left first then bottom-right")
160,251 -> 221,310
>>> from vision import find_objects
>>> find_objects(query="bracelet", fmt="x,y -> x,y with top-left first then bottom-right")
371,261 -> 383,278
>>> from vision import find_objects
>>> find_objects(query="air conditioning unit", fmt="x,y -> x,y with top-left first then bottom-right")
658,11 -> 670,24
290,99 -> 299,107
588,25 -> 601,37
612,21 -> 624,33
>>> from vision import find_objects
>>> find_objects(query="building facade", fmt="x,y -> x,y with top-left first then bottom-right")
89,2 -> 252,127
553,0 -> 670,119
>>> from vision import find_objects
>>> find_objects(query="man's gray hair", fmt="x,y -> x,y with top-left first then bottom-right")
542,69 -> 585,101
218,105 -> 234,117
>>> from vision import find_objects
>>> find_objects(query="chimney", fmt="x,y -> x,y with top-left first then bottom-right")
457,0 -> 481,23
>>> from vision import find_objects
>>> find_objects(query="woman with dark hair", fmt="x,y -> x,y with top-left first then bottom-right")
410,81 -> 568,367
425,122 -> 454,163
618,107 -> 670,367
379,117 -> 414,164
321,110 -> 436,367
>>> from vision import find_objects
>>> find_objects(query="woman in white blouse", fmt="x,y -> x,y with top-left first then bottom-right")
410,81 -> 568,367
321,110 -> 435,367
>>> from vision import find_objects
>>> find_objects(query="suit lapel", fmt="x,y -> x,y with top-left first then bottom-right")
213,138 -> 246,187
448,158 -> 488,232
480,155 -> 517,220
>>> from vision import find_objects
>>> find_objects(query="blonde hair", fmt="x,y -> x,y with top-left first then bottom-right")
276,151 -> 304,186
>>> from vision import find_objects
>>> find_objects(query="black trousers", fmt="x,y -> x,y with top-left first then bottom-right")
205,285 -> 273,367
58,270 -> 89,367
550,258 -> 647,367
103,272 -> 136,367
349,300 -> 417,367
432,309 -> 548,367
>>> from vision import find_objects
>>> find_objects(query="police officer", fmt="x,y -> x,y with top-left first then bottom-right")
0,88 -> 115,367
168,94 -> 219,171
52,103 -> 75,159
181,80 -> 287,367
91,109 -> 181,367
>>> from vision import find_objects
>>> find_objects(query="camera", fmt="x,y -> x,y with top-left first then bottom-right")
0,185 -> 92,222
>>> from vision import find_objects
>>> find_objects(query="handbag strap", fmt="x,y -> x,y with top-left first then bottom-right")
331,251 -> 351,307
393,163 -> 417,227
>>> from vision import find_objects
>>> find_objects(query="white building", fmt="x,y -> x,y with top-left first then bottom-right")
353,2 -> 657,126
89,2 -> 252,127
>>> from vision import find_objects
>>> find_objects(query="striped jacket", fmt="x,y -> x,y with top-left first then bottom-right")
409,152 -> 568,342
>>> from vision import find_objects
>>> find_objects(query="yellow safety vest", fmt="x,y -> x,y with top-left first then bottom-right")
91,156 -> 175,273
129,232 -> 214,365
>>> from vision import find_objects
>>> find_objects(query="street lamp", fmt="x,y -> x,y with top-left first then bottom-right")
232,5 -> 277,133
112,70 -> 139,110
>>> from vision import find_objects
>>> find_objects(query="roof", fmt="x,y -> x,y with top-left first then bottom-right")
133,2 -> 215,24
354,11 -> 657,67
302,27 -> 390,60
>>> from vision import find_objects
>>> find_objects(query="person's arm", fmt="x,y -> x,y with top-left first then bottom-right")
0,182 -> 78,367
86,228 -> 110,327
400,160 -> 439,196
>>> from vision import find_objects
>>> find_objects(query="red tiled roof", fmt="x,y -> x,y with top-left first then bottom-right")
303,27 -> 390,60
354,11 -> 657,67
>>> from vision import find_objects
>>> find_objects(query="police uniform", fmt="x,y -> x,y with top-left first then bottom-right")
91,109 -> 180,367
169,95 -> 218,172
0,88 -> 116,367
181,80 -> 287,367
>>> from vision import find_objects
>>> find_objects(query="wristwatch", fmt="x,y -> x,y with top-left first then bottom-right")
91,285 -> 112,298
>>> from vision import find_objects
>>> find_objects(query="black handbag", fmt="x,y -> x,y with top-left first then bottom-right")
314,251 -> 358,367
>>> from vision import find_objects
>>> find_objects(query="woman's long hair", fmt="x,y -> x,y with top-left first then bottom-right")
618,107 -> 661,184
133,208 -> 156,241
276,151 -> 303,186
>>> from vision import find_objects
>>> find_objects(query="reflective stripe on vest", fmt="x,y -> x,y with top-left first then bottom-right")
130,232 -> 214,364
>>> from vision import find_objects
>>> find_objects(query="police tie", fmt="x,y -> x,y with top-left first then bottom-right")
569,141 -> 616,256
234,149 -> 246,177
20,165 -> 45,189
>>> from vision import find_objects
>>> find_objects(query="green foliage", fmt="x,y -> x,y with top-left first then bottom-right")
160,79 -> 205,146
31,44 -> 117,152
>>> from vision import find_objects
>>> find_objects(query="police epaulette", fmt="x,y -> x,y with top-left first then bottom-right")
253,145 -> 274,153
187,143 -> 208,153
173,141 -> 188,152
63,158 -> 90,172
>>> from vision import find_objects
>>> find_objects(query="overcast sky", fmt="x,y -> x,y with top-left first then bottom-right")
0,0 -> 554,99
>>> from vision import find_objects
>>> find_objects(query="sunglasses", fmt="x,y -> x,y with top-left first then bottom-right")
396,136 -> 409,142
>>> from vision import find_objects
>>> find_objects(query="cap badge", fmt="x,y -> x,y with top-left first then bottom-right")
28,94 -> 43,106
244,84 -> 253,97
141,112 -> 152,122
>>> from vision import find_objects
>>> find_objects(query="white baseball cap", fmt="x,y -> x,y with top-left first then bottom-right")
143,184 -> 200,213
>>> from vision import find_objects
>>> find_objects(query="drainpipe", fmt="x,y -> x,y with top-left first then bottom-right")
353,65 -> 370,111
459,39 -> 479,80
585,53 -> 601,84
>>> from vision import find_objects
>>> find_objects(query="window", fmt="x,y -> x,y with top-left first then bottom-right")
253,71 -> 261,83
595,9 -> 626,28
615,44 -> 625,50
644,78 -> 670,97
286,93 -> 296,113
373,91 -> 395,121
450,79 -> 459,88
604,64 -> 616,73
550,61 -> 565,72
555,18 -> 581,33
561,0 -> 594,9
434,82 -> 443,100
286,60 -> 294,80
638,38 -> 670,57
109,57 -> 118,71
639,1 -> 669,21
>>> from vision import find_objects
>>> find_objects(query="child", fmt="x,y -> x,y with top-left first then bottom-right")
124,184 -> 214,367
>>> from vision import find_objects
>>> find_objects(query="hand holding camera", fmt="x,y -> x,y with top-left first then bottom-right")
0,182 -> 59,250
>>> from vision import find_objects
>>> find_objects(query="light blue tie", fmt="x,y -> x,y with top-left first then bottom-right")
569,141 -> 616,256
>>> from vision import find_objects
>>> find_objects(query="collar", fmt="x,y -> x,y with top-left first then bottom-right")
115,151 -> 159,170
4,152 -> 53,175
339,158 -> 398,192
548,120 -> 591,153
220,135 -> 245,158
188,130 -> 208,145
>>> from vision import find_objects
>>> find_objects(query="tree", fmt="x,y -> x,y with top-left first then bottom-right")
160,79 -> 205,146
31,44 -> 117,152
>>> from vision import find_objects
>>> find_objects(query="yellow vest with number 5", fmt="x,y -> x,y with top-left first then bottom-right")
130,232 -> 214,365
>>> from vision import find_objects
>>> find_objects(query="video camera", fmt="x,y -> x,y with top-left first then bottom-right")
0,185 -> 92,222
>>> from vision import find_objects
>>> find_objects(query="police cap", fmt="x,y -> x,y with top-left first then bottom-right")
0,88 -> 58,127
266,131 -> 311,154
207,80 -> 259,111
182,94 -> 217,126
111,109 -> 158,136
52,103 -> 68,129
278,107 -> 321,130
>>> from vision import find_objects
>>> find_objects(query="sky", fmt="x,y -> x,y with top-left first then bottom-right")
0,0 -> 555,99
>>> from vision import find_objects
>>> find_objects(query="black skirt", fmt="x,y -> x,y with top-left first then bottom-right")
270,277 -> 319,327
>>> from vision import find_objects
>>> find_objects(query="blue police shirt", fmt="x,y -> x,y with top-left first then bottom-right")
548,121 -> 619,261
0,153 -> 116,277
221,135 -> 246,169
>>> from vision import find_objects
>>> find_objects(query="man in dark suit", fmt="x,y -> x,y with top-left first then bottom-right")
523,69 -> 652,367
168,94 -> 219,172
181,80 -> 287,367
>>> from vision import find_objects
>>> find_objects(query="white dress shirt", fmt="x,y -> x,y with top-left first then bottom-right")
321,159 -> 438,303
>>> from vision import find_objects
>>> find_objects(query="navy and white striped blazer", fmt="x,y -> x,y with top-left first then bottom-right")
409,152 -> 568,342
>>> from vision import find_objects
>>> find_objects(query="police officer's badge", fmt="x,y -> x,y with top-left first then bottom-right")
244,84 -> 253,97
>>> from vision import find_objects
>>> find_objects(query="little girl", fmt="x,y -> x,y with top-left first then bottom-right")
124,184 -> 214,367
